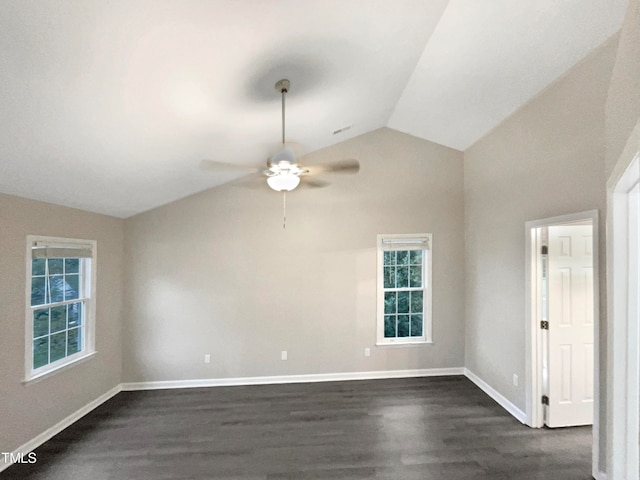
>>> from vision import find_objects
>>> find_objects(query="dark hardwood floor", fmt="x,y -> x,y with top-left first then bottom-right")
2,376 -> 593,479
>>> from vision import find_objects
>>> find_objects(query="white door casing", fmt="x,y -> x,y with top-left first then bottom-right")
609,151 -> 640,480
628,181 -> 640,478
546,224 -> 594,428
525,210 -> 600,476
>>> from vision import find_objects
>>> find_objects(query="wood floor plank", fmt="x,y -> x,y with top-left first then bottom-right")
1,376 -> 593,479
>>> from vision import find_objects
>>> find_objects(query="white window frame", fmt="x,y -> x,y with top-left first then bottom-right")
24,235 -> 97,383
376,233 -> 432,345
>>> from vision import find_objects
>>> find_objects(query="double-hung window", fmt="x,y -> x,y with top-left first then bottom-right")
377,234 -> 432,344
25,236 -> 96,381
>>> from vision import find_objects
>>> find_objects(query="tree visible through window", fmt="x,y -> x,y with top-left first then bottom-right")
377,234 -> 431,344
26,237 -> 96,380
31,257 -> 84,368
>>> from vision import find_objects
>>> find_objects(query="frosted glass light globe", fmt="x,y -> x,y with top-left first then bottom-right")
267,173 -> 300,191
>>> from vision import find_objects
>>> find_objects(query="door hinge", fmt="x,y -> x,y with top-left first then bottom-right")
540,320 -> 549,330
541,395 -> 549,405
541,245 -> 548,255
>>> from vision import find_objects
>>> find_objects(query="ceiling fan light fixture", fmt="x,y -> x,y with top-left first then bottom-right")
267,172 -> 300,192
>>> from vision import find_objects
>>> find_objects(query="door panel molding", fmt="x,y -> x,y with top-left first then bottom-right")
547,224 -> 595,427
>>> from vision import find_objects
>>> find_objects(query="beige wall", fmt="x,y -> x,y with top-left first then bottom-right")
605,0 -> 640,180
122,127 -> 465,382
0,193 -> 124,454
463,31 -> 616,439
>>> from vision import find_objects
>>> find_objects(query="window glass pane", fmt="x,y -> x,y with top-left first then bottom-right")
50,305 -> 66,333
50,332 -> 67,362
397,291 -> 410,313
31,277 -> 46,306
396,250 -> 409,265
68,327 -> 81,354
64,274 -> 80,300
32,258 -> 46,276
48,258 -> 64,275
49,276 -> 64,303
384,315 -> 396,338
410,314 -> 423,337
379,238 -> 429,344
410,291 -> 423,313
383,266 -> 395,289
68,302 -> 82,327
384,292 -> 397,314
396,266 -> 409,288
65,258 -> 79,274
33,308 -> 49,338
397,315 -> 410,337
409,250 -> 422,265
33,337 -> 49,369
409,265 -> 422,288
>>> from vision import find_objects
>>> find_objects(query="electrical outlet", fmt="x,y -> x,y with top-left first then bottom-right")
281,350 -> 288,361
204,354 -> 211,364
513,374 -> 518,386
364,348 -> 371,357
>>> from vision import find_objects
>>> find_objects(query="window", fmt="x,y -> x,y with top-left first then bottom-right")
25,236 -> 96,381
377,234 -> 432,344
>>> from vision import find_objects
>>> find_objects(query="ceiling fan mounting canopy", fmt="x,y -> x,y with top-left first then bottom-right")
275,78 -> 290,93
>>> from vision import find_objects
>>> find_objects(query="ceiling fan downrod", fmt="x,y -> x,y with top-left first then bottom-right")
275,79 -> 290,147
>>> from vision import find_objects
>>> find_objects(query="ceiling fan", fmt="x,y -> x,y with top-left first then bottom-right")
262,78 -> 360,192
201,78 -> 360,193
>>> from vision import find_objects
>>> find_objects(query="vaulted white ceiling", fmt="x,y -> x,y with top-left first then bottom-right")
0,0 -> 627,217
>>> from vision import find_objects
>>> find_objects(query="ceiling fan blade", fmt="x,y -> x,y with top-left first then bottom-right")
199,159 -> 261,174
199,159 -> 266,190
230,173 -> 269,189
305,158 -> 360,176
300,177 -> 330,189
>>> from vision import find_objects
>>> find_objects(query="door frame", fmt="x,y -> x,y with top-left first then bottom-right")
608,151 -> 640,480
524,210 -> 600,466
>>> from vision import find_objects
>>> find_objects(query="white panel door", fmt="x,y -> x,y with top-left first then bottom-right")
547,224 -> 594,427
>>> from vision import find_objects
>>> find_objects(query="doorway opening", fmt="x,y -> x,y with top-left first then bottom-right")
525,210 -> 600,469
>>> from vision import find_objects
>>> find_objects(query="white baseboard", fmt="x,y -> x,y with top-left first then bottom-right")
595,471 -> 607,480
121,367 -> 465,391
0,384 -> 122,474
464,368 -> 527,424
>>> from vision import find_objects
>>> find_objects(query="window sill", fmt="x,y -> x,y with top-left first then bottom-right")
23,351 -> 97,386
376,341 -> 433,347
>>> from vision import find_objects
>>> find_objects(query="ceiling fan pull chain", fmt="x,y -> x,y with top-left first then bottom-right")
283,190 -> 287,229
